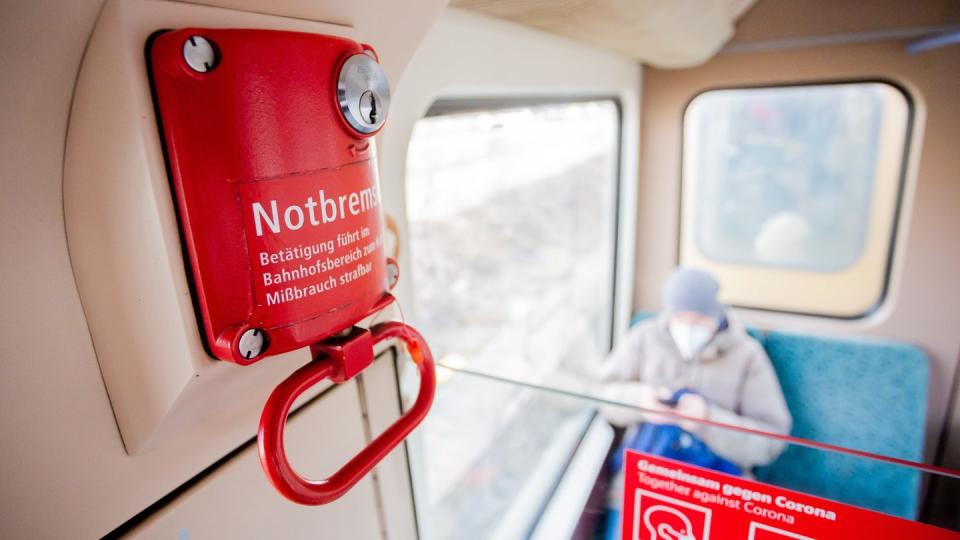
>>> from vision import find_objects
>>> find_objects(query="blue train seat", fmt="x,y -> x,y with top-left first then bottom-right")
756,331 -> 928,519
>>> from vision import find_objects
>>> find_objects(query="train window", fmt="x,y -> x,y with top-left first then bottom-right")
680,82 -> 911,317
404,98 -> 621,536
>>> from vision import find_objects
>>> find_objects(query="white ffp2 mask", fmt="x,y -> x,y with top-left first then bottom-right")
669,321 -> 715,360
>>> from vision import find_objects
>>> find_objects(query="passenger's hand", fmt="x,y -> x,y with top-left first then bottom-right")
596,382 -> 670,427
641,387 -> 676,424
673,393 -> 710,432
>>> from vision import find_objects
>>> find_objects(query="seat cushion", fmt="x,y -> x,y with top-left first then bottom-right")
755,331 -> 928,518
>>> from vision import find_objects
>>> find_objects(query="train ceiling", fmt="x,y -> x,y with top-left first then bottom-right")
448,0 -> 757,68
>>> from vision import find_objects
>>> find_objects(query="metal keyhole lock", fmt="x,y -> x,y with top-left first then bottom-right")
359,91 -> 380,125
337,53 -> 390,134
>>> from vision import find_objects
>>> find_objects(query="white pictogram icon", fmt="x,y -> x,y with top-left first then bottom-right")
748,522 -> 816,540
643,505 -> 695,540
634,490 -> 712,540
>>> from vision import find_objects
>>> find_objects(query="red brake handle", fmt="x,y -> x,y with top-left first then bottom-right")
258,322 -> 436,505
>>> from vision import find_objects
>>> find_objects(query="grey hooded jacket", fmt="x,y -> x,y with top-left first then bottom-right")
597,312 -> 792,471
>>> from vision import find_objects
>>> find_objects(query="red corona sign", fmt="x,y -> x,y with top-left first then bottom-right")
623,451 -> 958,540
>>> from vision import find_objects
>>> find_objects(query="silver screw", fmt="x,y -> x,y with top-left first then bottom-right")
238,328 -> 266,359
182,35 -> 217,73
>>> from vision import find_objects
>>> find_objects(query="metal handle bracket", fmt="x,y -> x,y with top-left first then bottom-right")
258,322 -> 436,505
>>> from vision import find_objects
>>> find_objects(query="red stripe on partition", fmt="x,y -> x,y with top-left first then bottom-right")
441,365 -> 960,480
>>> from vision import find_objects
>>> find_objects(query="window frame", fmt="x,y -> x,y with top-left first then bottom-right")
414,95 -> 626,350
402,95 -> 627,538
677,79 -> 915,319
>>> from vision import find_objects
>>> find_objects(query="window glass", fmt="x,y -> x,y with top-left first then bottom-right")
406,100 -> 620,377
404,99 -> 621,538
681,82 -> 911,316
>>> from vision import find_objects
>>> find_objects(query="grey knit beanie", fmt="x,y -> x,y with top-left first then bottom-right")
662,267 -> 723,320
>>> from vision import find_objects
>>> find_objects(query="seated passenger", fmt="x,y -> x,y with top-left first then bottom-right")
598,267 -> 792,473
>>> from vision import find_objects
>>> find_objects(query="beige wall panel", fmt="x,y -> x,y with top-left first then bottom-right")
128,381 -> 382,539
361,354 -> 419,540
730,0 -> 960,46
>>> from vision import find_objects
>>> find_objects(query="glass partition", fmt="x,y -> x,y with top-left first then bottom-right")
405,365 -> 960,540
399,93 -> 954,540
